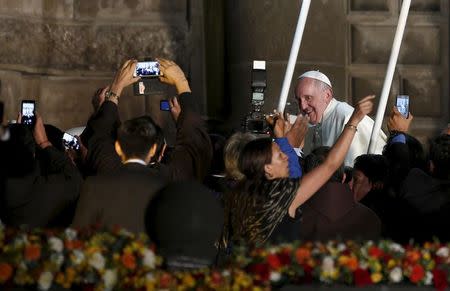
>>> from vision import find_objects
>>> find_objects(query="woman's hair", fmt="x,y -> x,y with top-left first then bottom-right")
223,132 -> 256,180
238,138 -> 273,197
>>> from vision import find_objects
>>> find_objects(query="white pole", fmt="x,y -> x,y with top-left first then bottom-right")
277,0 -> 311,113
368,0 -> 411,153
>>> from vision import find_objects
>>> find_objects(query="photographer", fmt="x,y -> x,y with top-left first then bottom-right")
72,59 -> 212,232
0,114 -> 82,227
83,59 -> 212,182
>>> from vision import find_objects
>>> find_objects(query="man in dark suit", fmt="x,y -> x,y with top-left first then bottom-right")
72,59 -> 211,232
72,114 -> 165,233
0,117 -> 82,228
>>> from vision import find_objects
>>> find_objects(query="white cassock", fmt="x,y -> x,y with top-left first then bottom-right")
302,98 -> 387,166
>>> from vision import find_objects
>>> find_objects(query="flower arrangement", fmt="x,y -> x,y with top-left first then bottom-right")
1,222 -> 449,290
232,240 -> 450,290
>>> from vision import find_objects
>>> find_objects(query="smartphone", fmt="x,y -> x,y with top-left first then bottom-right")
134,61 -> 161,77
396,95 -> 409,118
21,100 -> 36,126
62,132 -> 80,150
160,100 -> 170,111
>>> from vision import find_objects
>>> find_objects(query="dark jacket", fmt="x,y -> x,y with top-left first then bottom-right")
72,162 -> 165,233
299,182 -> 381,241
1,146 -> 82,227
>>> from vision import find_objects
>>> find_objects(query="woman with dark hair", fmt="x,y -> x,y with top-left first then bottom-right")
221,95 -> 375,247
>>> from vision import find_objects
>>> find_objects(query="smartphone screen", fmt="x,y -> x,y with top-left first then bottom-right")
160,100 -> 170,111
134,61 -> 161,77
62,133 -> 80,150
21,100 -> 36,126
396,95 -> 409,118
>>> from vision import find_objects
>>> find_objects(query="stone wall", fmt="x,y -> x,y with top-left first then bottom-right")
0,0 -> 204,140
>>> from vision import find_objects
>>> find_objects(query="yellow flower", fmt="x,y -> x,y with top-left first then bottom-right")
423,251 -> 431,261
388,259 -> 396,269
426,260 -> 435,271
182,274 -> 195,288
371,272 -> 383,283
373,261 -> 382,273
338,255 -> 349,266
331,269 -> 340,280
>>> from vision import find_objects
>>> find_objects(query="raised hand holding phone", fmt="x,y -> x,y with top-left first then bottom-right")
395,95 -> 409,118
21,100 -> 36,127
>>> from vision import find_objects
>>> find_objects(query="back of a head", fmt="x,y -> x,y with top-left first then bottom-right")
353,154 -> 388,184
238,137 -> 272,181
1,124 -> 35,177
304,146 -> 344,182
404,134 -> 426,170
117,116 -> 158,160
429,134 -> 450,180
224,132 -> 256,180
145,181 -> 223,267
149,124 -> 165,164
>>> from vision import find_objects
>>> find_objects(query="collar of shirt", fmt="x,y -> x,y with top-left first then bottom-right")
124,158 -> 147,166
322,98 -> 338,123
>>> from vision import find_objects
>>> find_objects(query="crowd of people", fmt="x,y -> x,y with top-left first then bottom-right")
0,58 -> 449,269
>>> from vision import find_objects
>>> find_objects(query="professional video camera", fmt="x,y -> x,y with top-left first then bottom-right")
243,60 -> 270,134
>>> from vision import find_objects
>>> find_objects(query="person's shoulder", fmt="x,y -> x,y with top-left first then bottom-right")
333,99 -> 355,115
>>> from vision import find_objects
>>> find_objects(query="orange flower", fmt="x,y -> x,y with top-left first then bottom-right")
0,263 -> 13,283
121,253 -> 136,270
406,251 -> 421,264
295,247 -> 311,264
24,244 -> 41,261
339,256 -> 358,271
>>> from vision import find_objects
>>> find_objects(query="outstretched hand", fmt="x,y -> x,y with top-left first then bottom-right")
388,106 -> 413,133
348,95 -> 375,125
286,114 -> 309,148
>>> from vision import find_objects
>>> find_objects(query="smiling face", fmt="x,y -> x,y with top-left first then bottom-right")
295,78 -> 333,125
264,143 -> 290,179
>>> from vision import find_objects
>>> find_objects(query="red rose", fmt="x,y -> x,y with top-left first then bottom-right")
354,268 -> 372,286
432,269 -> 448,291
248,263 -> 270,282
267,254 -> 282,270
24,244 -> 41,261
211,271 -> 223,285
410,264 -> 425,283
278,251 -> 291,266
0,263 -> 13,283
368,246 -> 384,259
159,273 -> 172,289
